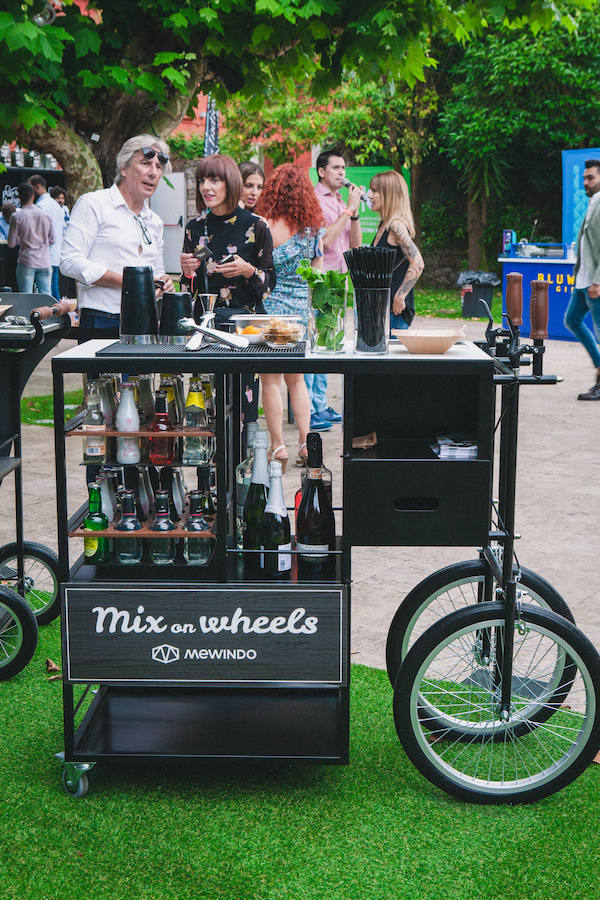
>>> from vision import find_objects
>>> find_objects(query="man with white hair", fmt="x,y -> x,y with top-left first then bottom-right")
60,134 -> 173,337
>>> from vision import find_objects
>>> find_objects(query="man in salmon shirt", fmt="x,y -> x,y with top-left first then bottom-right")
307,150 -> 363,430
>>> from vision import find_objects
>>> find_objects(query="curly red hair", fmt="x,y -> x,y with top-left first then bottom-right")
255,164 -> 324,232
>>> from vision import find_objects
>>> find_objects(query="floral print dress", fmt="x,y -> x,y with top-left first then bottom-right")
263,230 -> 324,325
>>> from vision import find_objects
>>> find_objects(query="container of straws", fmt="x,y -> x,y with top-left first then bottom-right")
344,247 -> 396,354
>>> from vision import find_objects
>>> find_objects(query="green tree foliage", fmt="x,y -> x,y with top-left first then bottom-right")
0,0 -> 591,194
439,3 -> 600,266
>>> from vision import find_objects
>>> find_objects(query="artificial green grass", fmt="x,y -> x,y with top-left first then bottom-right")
1,623 -> 599,900
20,389 -> 83,427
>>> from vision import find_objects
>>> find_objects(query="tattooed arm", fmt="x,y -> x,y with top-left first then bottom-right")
388,218 -> 424,315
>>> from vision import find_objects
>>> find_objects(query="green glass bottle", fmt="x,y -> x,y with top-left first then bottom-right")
82,481 -> 111,564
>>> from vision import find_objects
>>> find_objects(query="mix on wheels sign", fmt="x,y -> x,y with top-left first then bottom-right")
63,584 -> 346,685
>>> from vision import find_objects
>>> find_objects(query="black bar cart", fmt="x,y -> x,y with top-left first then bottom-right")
0,294 -> 70,678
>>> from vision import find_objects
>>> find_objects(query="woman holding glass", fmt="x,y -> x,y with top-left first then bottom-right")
368,170 -> 424,335
255,164 -> 324,468
180,154 -> 275,324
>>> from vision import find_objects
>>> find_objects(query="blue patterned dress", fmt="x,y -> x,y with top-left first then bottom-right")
263,230 -> 324,325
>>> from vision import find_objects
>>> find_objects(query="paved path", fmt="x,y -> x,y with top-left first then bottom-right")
2,317 -> 597,667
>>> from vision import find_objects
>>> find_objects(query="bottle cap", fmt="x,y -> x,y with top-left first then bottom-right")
306,431 -> 323,468
254,430 -> 269,448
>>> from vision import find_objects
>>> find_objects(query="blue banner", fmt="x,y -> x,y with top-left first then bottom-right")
562,148 -> 600,245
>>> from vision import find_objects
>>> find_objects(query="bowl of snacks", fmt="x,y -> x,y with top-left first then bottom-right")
230,314 -> 269,344
259,315 -> 305,349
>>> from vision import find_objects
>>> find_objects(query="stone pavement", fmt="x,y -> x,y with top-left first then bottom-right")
2,316 -> 597,668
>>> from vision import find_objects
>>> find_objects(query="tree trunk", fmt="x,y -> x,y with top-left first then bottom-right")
467,182 -> 487,270
410,160 -> 423,247
14,124 -> 103,199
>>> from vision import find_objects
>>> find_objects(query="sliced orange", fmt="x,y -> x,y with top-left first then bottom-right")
242,325 -> 261,334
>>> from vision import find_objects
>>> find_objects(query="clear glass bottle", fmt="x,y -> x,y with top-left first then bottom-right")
182,376 -> 210,465
97,469 -> 115,522
98,375 -> 117,461
184,490 -> 212,566
260,461 -> 291,579
82,482 -> 110,564
235,422 -> 259,551
242,430 -> 269,570
160,466 -> 182,521
148,390 -> 175,466
114,489 -> 143,565
137,465 -> 152,521
148,490 -> 176,565
202,377 -> 216,429
115,382 -> 141,464
82,380 -> 106,465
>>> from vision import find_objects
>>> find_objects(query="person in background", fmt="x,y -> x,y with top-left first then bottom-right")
49,185 -> 70,233
28,174 -> 65,300
308,148 -> 363,431
60,134 -> 173,338
255,163 -> 325,467
368,169 -> 424,335
0,202 -> 16,241
180,154 -> 274,325
239,162 -> 265,213
7,182 -> 54,294
564,158 -> 600,400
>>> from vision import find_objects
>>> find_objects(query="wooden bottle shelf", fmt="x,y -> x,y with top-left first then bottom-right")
70,514 -> 216,540
67,427 -> 215,437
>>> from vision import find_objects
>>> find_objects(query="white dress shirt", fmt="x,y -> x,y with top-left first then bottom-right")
36,191 -> 64,267
60,183 -> 165,314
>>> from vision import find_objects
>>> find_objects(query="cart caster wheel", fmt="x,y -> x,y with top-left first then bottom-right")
62,768 -> 89,798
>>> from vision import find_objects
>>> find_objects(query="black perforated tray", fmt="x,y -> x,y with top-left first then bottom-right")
96,341 -> 306,358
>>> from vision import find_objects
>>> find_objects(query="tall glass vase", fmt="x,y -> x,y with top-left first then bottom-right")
309,287 -> 346,354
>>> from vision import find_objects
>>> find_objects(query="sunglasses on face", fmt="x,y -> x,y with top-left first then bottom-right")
141,147 -> 169,166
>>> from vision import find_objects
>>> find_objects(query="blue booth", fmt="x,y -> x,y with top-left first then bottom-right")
499,147 -> 600,341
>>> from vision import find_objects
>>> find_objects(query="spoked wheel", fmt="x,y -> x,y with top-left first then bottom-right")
0,585 -> 39,680
393,602 -> 600,804
0,542 -> 60,626
386,560 -> 574,687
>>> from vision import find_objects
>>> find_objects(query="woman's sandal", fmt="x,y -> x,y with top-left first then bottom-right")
295,441 -> 308,467
270,445 -> 288,473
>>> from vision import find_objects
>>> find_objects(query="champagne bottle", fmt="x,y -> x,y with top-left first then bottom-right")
114,489 -> 143,565
148,390 -> 175,466
242,430 -> 269,568
235,422 -> 259,551
82,380 -> 106,464
184,490 -> 212,566
296,432 -> 335,569
260,460 -> 291,578
82,481 -> 110,564
148,489 -> 176,565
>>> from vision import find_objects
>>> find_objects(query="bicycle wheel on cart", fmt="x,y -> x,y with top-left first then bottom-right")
386,559 -> 574,687
393,602 -> 600,804
0,584 -> 38,680
0,541 -> 60,626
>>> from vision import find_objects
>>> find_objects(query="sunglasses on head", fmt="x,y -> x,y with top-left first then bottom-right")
141,147 -> 169,166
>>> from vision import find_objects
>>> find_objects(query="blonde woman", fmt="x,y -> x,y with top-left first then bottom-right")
368,170 -> 424,334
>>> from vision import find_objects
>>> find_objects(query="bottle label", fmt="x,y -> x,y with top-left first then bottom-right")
83,424 -> 106,456
278,542 -> 292,571
296,541 -> 328,559
84,536 -> 98,557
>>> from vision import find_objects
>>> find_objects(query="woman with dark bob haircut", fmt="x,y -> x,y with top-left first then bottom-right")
180,154 -> 275,323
